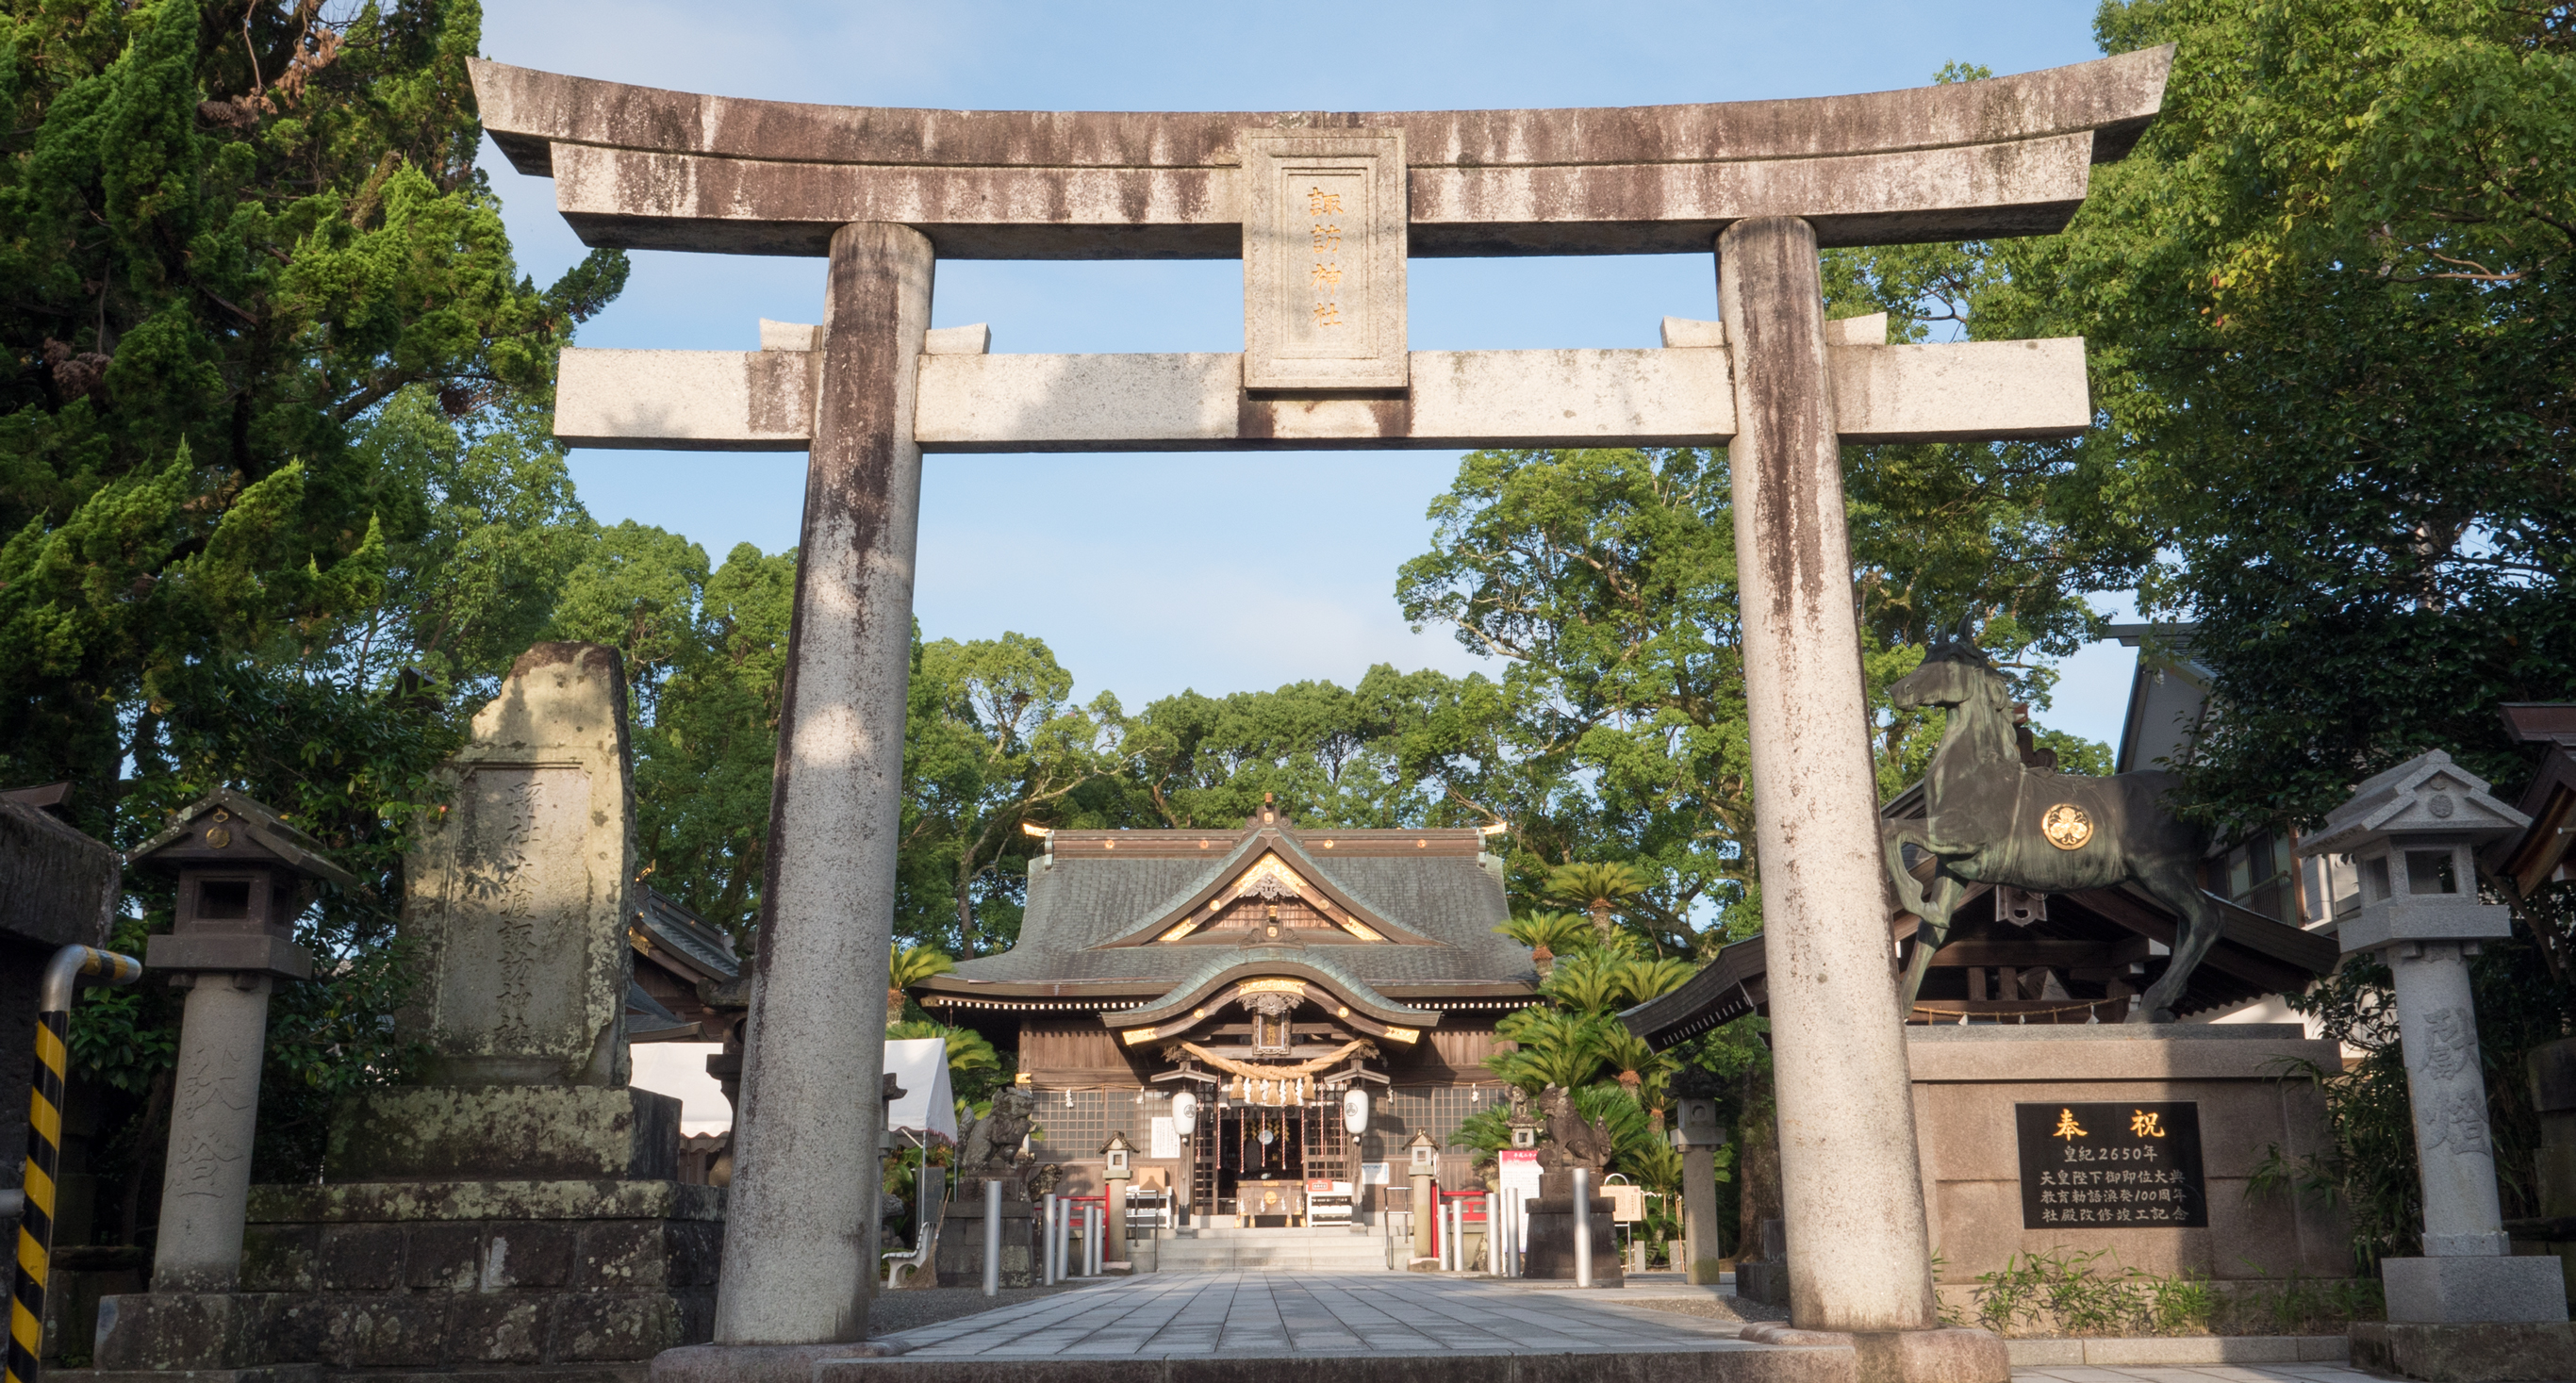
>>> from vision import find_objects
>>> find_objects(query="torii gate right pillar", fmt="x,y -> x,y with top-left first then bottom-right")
1721,217 -> 2000,1381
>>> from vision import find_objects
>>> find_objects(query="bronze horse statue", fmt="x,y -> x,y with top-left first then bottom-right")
1882,624 -> 2221,1023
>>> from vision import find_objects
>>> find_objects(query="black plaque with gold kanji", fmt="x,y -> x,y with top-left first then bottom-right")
2014,1101 -> 2205,1229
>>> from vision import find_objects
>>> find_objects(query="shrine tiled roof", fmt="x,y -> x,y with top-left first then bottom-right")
925,815 -> 1533,1001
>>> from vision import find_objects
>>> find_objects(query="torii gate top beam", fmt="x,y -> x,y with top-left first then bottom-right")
470,46 -> 2171,260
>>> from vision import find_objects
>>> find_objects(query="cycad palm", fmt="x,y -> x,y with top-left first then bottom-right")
1540,949 -> 1633,1015
1491,1007 -> 1615,1092
1497,910 -> 1594,975
1619,957 -> 1695,1007
887,944 -> 955,1020
1545,862 -> 1652,943
886,1018 -> 1000,1076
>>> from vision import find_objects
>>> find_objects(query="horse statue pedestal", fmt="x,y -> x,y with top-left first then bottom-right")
1907,1022 -> 2357,1316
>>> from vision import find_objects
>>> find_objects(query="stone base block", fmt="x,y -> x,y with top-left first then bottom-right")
933,1199 -> 1035,1289
95,1289 -> 709,1373
94,1178 -> 723,1375
652,1342 -> 899,1383
1852,1329 -> 2008,1383
1738,1257 -> 1790,1306
1523,1196 -> 1624,1284
327,1086 -> 681,1181
2385,1254 -> 2572,1324
89,1368 -> 323,1383
1741,1325 -> 2005,1383
2352,1321 -> 2576,1382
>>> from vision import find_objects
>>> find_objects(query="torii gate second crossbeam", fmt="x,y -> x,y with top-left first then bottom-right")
473,47 -> 2171,1380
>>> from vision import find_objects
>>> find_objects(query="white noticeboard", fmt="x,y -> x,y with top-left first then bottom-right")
1498,1149 -> 1543,1244
1150,1115 -> 1181,1160
1359,1161 -> 1390,1186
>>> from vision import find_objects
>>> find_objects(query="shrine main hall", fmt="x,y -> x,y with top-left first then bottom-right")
909,801 -> 1537,1221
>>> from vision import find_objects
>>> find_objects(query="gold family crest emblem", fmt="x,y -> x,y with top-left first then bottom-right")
2040,803 -> 2094,850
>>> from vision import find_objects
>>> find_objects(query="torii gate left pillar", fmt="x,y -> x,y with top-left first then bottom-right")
472,48 -> 2171,1383
715,222 -> 933,1348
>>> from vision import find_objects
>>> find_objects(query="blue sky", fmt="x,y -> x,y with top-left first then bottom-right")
476,0 -> 2144,749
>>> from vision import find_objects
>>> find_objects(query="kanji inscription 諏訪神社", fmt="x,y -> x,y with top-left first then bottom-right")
1239,127 -> 1407,389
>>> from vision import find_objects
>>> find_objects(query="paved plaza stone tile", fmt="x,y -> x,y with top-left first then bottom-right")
872,1273 -> 1765,1359
2008,1359 -> 2390,1370
871,1273 -> 2404,1383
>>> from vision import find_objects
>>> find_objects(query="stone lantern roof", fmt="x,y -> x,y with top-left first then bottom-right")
2298,750 -> 2533,957
126,788 -> 355,886
2300,750 -> 2530,858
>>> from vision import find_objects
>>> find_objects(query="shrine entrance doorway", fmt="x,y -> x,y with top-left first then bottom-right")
1215,1102 -> 1308,1225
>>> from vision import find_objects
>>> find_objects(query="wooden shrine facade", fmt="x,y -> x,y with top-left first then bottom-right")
911,801 -> 1537,1220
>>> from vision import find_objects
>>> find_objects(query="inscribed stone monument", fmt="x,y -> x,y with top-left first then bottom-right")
91,644 -> 720,1383
405,642 -> 633,1086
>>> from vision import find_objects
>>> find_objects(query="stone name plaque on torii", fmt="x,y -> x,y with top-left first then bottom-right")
473,47 -> 2172,1382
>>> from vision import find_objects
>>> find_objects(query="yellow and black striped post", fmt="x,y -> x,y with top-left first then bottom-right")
6,945 -> 140,1383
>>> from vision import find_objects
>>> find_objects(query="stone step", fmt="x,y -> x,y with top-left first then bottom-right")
1166,1227 -> 1379,1241
1153,1239 -> 1394,1272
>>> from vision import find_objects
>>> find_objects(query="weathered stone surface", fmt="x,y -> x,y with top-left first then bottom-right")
933,1199 -> 1034,1288
327,1084 -> 679,1182
471,47 -> 2171,258
1522,1196 -> 1624,1284
1239,128 -> 1407,390
2384,1254 -> 2570,1325
402,642 -> 633,1087
713,222 -> 926,1347
93,1291 -> 287,1371
652,1342 -> 899,1383
2352,1320 -> 2576,1382
559,340 -> 2088,454
1848,1328 -> 2008,1383
248,1177 -> 724,1225
1722,214 -> 1940,1336
1907,1025 -> 2353,1282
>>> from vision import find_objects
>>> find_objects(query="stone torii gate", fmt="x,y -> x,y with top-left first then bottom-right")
472,47 -> 2169,1380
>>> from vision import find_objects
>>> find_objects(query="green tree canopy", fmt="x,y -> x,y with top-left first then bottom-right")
2043,0 -> 2573,829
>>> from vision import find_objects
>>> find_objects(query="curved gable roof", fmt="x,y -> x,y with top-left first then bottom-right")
1093,828 -> 1435,947
929,818 -> 1533,998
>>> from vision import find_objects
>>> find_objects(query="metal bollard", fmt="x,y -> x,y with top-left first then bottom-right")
1573,1167 -> 1593,1288
983,1178 -> 1001,1297
1478,1194 -> 1492,1274
1086,1205 -> 1102,1276
7,946 -> 141,1383
1042,1194 -> 1060,1284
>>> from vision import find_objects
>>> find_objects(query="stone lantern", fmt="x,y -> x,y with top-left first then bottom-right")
126,790 -> 352,1292
1100,1129 -> 1133,1262
2298,751 -> 2563,1327
1406,1128 -> 1440,1261
1669,1092 -> 1730,1284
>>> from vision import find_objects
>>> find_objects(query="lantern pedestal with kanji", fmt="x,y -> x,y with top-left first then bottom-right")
2299,752 -> 2575,1380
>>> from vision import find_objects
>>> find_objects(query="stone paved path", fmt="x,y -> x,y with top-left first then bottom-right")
1754,1321 -> 2388,1383
873,1272 -> 1767,1358
872,1272 -> 2408,1381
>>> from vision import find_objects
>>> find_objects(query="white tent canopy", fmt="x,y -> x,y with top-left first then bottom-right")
883,1037 -> 956,1142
